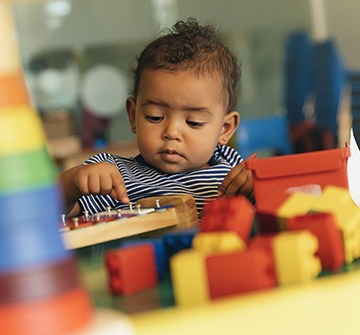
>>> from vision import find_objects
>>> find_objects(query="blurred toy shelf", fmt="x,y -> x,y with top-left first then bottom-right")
48,138 -> 138,171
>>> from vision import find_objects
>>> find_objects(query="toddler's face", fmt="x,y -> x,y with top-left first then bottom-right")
127,69 -> 238,174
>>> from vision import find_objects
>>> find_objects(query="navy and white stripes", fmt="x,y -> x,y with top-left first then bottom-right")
79,144 -> 243,215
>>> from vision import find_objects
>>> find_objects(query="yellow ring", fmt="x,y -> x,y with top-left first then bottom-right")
0,106 -> 46,155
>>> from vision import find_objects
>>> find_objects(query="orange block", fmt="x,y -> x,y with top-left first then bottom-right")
0,73 -> 30,109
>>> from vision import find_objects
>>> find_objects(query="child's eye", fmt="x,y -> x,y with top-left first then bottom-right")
145,115 -> 163,123
187,120 -> 205,128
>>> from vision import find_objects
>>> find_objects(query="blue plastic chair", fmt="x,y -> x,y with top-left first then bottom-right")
236,114 -> 293,159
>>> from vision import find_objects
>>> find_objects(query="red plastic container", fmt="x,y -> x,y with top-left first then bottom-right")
245,147 -> 350,212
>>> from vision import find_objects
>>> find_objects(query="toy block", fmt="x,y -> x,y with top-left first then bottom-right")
200,195 -> 255,242
287,212 -> 345,272
273,230 -> 321,285
170,249 -> 209,305
248,234 -> 277,282
277,192 -> 320,229
162,227 -> 198,259
104,244 -> 158,296
192,231 -> 246,255
119,239 -> 168,279
334,205 -> 360,264
245,147 -> 350,212
312,185 -> 353,211
256,192 -> 319,233
206,248 -> 276,300
312,186 -> 360,264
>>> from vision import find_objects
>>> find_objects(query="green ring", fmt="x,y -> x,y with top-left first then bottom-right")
0,147 -> 57,193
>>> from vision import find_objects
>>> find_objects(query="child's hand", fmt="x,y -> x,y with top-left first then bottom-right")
217,161 -> 254,202
74,162 -> 129,204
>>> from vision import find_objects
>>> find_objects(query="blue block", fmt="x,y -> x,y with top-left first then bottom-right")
161,227 -> 198,258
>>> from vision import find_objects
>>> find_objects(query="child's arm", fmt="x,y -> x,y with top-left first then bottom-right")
58,162 -> 130,216
217,160 -> 254,202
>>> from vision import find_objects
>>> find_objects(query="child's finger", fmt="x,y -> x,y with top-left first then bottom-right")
111,172 -> 129,204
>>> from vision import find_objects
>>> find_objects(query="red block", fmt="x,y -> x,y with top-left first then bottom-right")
104,244 -> 158,296
206,249 -> 276,300
248,234 -> 279,283
287,212 -> 345,272
200,196 -> 255,242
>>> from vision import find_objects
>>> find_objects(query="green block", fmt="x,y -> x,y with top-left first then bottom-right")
0,147 -> 57,193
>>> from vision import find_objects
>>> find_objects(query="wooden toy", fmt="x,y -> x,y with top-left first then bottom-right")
61,194 -> 199,249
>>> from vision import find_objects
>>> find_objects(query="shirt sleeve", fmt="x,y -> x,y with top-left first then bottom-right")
212,144 -> 243,167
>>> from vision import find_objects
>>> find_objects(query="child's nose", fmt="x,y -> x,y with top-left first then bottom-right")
163,121 -> 180,140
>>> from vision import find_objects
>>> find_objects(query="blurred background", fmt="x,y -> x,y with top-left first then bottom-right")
10,0 -> 360,168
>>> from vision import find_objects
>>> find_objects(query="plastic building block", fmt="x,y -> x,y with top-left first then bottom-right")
277,192 -> 320,228
245,147 -> 350,212
206,249 -> 276,299
256,192 -> 319,233
312,185 -> 354,213
105,244 -> 158,296
248,234 -> 277,282
119,239 -> 168,279
170,249 -> 209,305
162,227 -> 198,259
287,212 -> 345,272
273,230 -> 321,285
192,231 -> 246,255
200,196 -> 255,242
312,185 -> 360,264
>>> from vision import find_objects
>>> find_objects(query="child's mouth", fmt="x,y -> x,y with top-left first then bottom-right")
160,150 -> 183,163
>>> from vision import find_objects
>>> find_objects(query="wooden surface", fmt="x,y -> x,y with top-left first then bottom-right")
61,195 -> 199,250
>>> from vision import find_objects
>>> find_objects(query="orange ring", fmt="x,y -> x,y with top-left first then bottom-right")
0,287 -> 94,335
0,73 -> 29,108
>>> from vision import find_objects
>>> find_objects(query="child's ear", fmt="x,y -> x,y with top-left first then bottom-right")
126,96 -> 137,133
218,111 -> 240,145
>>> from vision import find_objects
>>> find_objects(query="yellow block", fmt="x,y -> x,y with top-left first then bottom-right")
273,230 -> 321,285
277,192 -> 319,229
312,185 -> 360,264
0,2 -> 21,74
312,185 -> 354,214
335,205 -> 360,264
170,249 -> 210,306
0,106 -> 46,155
192,231 -> 246,255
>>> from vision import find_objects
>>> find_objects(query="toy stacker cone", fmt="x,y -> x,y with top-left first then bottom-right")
0,1 -> 134,334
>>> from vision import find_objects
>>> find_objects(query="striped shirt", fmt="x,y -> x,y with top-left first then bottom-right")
79,144 -> 243,215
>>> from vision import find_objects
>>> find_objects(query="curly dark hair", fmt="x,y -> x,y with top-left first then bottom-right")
131,18 -> 241,112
